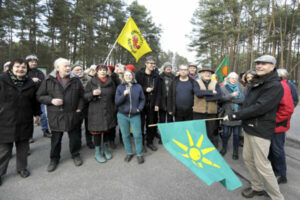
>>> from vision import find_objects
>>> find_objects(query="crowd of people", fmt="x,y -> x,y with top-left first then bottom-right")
0,54 -> 297,200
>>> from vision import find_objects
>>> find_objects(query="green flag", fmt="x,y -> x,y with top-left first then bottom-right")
216,55 -> 229,82
157,120 -> 242,190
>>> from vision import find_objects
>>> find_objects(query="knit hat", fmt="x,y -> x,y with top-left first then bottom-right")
3,61 -> 11,67
125,65 -> 135,72
163,62 -> 172,70
25,54 -> 38,61
107,65 -> 115,73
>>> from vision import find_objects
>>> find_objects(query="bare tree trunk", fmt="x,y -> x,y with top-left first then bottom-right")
271,0 -> 276,56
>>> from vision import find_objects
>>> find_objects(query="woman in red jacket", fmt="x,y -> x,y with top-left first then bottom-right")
268,68 -> 295,184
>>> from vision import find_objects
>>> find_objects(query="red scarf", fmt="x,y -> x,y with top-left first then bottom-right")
98,76 -> 108,84
56,72 -> 70,85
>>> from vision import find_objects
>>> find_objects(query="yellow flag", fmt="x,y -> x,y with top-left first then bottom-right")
116,17 -> 152,62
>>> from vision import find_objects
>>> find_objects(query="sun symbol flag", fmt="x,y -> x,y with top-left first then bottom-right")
216,55 -> 230,82
116,17 -> 152,62
157,120 -> 242,190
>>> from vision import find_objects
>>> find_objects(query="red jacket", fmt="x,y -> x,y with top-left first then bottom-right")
275,79 -> 295,133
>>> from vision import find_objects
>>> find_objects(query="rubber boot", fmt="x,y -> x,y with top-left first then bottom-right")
103,142 -> 112,160
232,148 -> 239,160
94,146 -> 106,163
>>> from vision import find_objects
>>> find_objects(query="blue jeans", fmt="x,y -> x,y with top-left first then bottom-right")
40,104 -> 49,132
117,113 -> 143,156
268,132 -> 286,177
222,125 -> 241,149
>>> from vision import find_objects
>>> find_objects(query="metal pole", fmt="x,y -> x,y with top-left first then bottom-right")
104,40 -> 118,65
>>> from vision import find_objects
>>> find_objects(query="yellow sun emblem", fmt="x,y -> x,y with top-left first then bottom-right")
173,130 -> 220,168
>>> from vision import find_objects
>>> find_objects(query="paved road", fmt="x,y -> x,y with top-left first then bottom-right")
287,106 -> 300,143
1,109 -> 300,200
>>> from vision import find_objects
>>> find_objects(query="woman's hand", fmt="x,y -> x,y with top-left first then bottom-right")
93,89 -> 101,96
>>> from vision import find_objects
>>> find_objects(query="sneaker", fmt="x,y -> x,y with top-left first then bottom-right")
124,154 -> 134,162
137,156 -> 144,164
73,156 -> 83,166
147,144 -> 158,151
277,176 -> 287,184
43,129 -> 52,138
18,169 -> 30,178
241,187 -> 266,198
47,160 -> 58,172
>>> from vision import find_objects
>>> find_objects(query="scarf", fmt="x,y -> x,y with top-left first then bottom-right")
8,71 -> 27,89
225,83 -> 243,111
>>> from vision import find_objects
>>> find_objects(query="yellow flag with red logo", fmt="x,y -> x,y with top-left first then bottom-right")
116,17 -> 152,62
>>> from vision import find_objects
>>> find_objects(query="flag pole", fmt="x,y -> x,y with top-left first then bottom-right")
104,40 -> 118,65
148,117 -> 224,127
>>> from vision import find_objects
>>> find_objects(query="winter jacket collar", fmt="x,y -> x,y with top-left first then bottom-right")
48,70 -> 77,79
251,70 -> 280,88
1,71 -> 35,91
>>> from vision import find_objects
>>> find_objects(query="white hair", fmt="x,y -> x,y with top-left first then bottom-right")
277,68 -> 289,79
224,72 -> 239,85
54,58 -> 70,68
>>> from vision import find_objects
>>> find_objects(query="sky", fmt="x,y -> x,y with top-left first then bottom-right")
125,0 -> 199,63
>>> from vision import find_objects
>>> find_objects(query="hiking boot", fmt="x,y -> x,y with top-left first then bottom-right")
47,160 -> 58,172
232,148 -> 239,160
137,156 -> 144,164
18,169 -> 30,178
124,154 -> 134,162
241,187 -> 266,198
43,129 -> 52,138
73,156 -> 83,166
277,176 -> 287,184
147,144 -> 157,151
220,148 -> 227,156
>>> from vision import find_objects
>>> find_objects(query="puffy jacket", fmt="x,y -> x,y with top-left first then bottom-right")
36,70 -> 84,132
0,72 -> 41,143
233,70 -> 283,140
275,79 -> 294,133
115,83 -> 145,117
84,76 -> 117,132
287,80 -> 299,107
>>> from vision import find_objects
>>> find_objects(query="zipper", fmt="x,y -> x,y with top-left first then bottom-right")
128,86 -> 132,118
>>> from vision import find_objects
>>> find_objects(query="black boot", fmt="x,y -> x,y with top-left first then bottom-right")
220,147 -> 227,156
232,148 -> 239,160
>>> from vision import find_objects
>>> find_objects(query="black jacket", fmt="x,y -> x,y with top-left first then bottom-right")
36,70 -> 84,132
135,67 -> 161,108
0,72 -> 41,143
233,70 -> 283,139
84,76 -> 117,132
159,72 -> 175,111
28,68 -> 45,87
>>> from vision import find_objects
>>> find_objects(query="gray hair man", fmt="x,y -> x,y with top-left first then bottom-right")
37,58 -> 85,172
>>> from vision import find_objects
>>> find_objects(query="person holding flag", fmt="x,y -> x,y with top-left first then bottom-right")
216,55 -> 230,83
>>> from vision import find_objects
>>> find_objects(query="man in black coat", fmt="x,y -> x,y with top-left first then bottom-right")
37,58 -> 85,172
225,55 -> 285,200
26,55 -> 51,138
135,56 -> 161,151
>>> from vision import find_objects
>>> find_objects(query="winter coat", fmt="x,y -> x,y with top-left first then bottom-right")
84,76 -> 117,132
233,70 -> 283,140
115,83 -> 145,117
135,67 -> 161,108
159,72 -> 175,111
27,68 -> 45,87
275,79 -> 294,133
220,85 -> 244,126
0,72 -> 41,143
36,70 -> 85,132
287,80 -> 299,107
